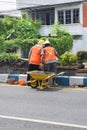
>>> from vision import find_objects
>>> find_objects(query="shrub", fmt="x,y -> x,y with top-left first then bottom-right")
0,37 -> 6,53
77,51 -> 87,63
50,22 -> 73,55
21,38 -> 38,58
5,39 -> 19,53
59,51 -> 77,66
0,52 -> 20,64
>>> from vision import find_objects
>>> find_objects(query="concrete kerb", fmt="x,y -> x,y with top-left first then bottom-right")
0,73 -> 87,87
0,83 -> 26,87
56,75 -> 87,87
0,74 -> 27,87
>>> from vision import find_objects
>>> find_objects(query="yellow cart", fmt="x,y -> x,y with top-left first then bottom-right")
27,70 -> 55,90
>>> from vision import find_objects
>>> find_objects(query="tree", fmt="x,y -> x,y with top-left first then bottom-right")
0,16 -> 19,39
0,13 -> 41,40
50,22 -> 73,55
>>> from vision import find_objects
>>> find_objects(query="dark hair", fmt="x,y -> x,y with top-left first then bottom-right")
44,43 -> 50,48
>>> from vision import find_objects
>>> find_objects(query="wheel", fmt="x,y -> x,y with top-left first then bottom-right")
30,77 -> 37,88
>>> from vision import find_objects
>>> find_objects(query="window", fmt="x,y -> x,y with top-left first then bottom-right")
46,13 -> 50,25
73,9 -> 79,23
58,8 -> 80,24
65,10 -> 71,24
0,15 -> 4,18
36,13 -> 46,24
58,11 -> 64,24
36,8 -> 54,25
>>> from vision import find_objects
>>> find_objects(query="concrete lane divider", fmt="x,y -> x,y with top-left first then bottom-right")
0,73 -> 87,87
56,76 -> 87,87
7,74 -> 27,85
0,74 -> 9,83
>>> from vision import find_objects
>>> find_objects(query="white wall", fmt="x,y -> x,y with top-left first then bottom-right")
0,0 -> 16,11
71,40 -> 83,54
81,27 -> 87,50
0,0 -> 21,17
39,25 -> 52,36
71,27 -> 87,54
60,24 -> 83,36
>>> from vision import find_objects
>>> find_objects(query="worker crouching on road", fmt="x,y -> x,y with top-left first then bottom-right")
27,39 -> 45,85
41,39 -> 60,86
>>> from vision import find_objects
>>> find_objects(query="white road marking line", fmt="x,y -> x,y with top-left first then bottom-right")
0,115 -> 87,129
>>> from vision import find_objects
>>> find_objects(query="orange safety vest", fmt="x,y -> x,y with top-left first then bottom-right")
29,45 -> 42,65
43,46 -> 56,62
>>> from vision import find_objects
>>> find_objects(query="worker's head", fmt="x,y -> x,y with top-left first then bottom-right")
38,39 -> 45,45
44,39 -> 50,47
44,39 -> 50,44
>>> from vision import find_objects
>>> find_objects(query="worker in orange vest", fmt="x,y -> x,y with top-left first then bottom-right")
27,39 -> 45,85
41,39 -> 60,86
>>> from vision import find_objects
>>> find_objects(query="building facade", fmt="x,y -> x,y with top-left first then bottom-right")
0,0 -> 21,18
17,0 -> 87,53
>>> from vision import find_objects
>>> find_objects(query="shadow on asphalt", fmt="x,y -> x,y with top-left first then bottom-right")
36,86 -> 65,92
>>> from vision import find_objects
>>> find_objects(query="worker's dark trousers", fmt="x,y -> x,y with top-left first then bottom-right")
27,64 -> 40,85
44,62 -> 57,86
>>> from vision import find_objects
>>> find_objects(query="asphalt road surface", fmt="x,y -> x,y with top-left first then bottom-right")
0,84 -> 87,130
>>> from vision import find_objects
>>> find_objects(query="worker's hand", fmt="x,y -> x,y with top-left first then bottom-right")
39,63 -> 44,70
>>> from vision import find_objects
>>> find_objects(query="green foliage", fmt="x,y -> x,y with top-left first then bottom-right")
3,16 -> 18,30
0,37 -> 6,53
32,20 -> 42,30
59,51 -> 77,66
58,35 -> 73,55
0,52 -> 20,63
21,38 -> 38,58
0,16 -> 19,39
77,51 -> 87,63
0,14 -> 73,58
0,14 -> 41,40
0,19 -> 6,36
51,22 -> 71,37
22,12 -> 32,21
4,38 -> 38,57
5,39 -> 19,53
14,19 -> 36,39
50,22 -> 73,54
45,37 -> 73,55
